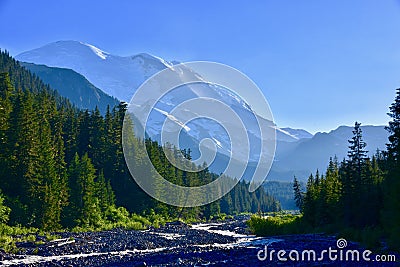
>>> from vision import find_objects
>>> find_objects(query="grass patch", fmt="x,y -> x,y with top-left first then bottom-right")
247,213 -> 308,236
247,213 -> 388,251
210,213 -> 233,221
0,224 -> 59,253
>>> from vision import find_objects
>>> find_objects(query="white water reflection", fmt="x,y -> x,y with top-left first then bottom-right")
0,222 -> 281,266
0,247 -> 169,266
191,222 -> 282,249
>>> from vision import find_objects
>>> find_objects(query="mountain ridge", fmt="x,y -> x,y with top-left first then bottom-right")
15,41 -> 311,142
15,41 -> 302,166
16,40 -> 173,101
21,62 -> 119,114
272,124 -> 388,182
15,41 -> 389,182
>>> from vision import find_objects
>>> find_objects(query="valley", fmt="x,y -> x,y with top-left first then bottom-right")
0,41 -> 398,266
2,217 -> 391,267
15,41 -> 389,183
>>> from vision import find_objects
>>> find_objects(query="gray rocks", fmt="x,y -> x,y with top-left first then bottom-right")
1,219 -> 398,266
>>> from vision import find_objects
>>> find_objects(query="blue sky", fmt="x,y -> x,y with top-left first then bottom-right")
1,0 -> 399,133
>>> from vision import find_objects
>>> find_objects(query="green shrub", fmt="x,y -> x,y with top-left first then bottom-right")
105,206 -> 130,223
210,213 -> 227,221
247,214 -> 305,236
124,221 -> 145,230
0,235 -> 17,253
0,224 -> 43,253
0,194 -> 10,224
130,213 -> 151,227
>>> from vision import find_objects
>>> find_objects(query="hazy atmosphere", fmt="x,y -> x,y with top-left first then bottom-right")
1,1 -> 400,265
1,0 -> 400,133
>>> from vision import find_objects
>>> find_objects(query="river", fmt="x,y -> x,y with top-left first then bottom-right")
0,217 -> 397,266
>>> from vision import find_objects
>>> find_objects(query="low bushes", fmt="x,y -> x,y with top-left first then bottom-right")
247,213 -> 306,236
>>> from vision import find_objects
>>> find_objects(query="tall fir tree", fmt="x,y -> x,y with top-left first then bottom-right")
7,90 -> 39,225
342,122 -> 368,226
383,88 -> 400,249
293,176 -> 303,211
0,73 -> 13,194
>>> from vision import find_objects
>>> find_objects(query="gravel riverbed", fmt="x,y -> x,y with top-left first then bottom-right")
0,216 -> 398,266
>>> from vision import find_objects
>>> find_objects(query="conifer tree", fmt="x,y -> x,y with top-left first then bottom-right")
303,174 -> 316,226
34,116 -> 60,229
293,176 -> 303,211
78,153 -> 102,226
342,122 -> 368,226
65,153 -> 102,227
0,73 -> 13,193
383,88 -> 400,249
348,122 -> 368,176
324,157 -> 341,224
96,170 -> 115,213
88,106 -> 105,168
7,90 -> 39,224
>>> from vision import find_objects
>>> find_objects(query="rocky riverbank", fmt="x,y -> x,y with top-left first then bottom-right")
0,216 -> 398,266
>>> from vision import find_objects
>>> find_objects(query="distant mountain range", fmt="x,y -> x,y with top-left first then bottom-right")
15,41 -> 389,182
272,125 -> 388,181
280,128 -> 313,140
21,62 -> 119,114
16,41 -> 299,165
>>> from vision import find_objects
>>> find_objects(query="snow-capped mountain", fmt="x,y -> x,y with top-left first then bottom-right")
16,41 -> 319,180
16,41 -> 304,142
15,41 -> 390,183
16,40 -> 173,102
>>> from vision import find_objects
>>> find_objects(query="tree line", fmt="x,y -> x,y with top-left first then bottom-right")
294,89 -> 400,250
0,50 -> 280,231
